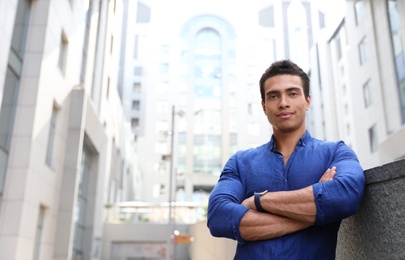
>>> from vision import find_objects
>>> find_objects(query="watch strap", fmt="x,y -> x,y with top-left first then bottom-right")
254,190 -> 268,212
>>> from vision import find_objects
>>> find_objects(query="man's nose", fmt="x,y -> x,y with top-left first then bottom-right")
279,95 -> 289,108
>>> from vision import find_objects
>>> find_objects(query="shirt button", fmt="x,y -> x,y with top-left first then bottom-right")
284,178 -> 287,182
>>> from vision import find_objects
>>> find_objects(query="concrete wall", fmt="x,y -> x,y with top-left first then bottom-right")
102,222 -> 190,260
189,221 -> 236,260
336,159 -> 405,260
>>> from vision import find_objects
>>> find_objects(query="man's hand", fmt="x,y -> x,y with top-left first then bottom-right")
318,166 -> 336,183
241,193 -> 255,209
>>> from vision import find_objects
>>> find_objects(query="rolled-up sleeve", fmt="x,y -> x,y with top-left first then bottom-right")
207,153 -> 249,243
313,142 -> 366,225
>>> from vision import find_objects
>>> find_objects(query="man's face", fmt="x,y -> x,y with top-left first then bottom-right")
261,74 -> 310,134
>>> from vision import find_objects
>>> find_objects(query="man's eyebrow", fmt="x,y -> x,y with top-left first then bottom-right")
285,87 -> 302,92
266,87 -> 302,95
266,90 -> 280,96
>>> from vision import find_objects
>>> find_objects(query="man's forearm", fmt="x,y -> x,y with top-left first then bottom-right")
260,186 -> 316,223
240,209 -> 312,241
242,167 -> 336,223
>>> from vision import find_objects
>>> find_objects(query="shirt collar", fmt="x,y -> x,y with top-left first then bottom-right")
269,130 -> 311,152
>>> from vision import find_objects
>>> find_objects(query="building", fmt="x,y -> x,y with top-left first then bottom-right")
310,0 -> 405,170
118,0 -> 326,224
344,0 -> 405,169
0,0 -> 138,259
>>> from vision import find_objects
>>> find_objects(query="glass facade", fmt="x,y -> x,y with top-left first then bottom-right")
192,28 -> 222,175
358,37 -> 367,65
363,79 -> 372,108
354,0 -> 364,25
46,105 -> 58,168
73,146 -> 91,259
387,0 -> 405,123
0,0 -> 31,199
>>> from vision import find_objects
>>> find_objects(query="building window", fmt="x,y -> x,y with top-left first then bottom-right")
154,162 -> 166,175
336,35 -> 343,60
194,28 -> 222,98
318,10 -> 325,29
33,206 -> 46,260
134,67 -> 142,76
1,0 -> 31,198
160,45 -> 170,56
110,35 -> 114,53
136,2 -> 151,23
354,0 -> 364,25
387,0 -> 405,123
106,77 -> 110,99
80,0 -> 91,83
363,80 -> 372,108
131,118 -> 139,128
358,37 -> 367,65
160,63 -> 169,74
132,100 -> 140,110
46,104 -> 59,169
368,125 -> 377,152
73,146 -> 91,259
344,103 -> 349,115
133,82 -> 141,93
193,134 -> 222,175
133,35 -> 139,59
11,0 -> 31,59
58,31 -> 68,74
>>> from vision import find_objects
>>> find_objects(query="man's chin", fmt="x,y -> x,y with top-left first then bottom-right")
274,125 -> 303,134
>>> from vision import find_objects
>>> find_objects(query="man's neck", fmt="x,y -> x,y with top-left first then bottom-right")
273,129 -> 306,156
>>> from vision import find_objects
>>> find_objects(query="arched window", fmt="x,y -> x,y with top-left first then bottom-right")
194,28 -> 222,98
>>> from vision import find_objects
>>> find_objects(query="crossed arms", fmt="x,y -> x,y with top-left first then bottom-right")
239,167 -> 336,241
207,144 -> 365,243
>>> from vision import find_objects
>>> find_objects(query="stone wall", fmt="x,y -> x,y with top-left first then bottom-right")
336,159 -> 405,260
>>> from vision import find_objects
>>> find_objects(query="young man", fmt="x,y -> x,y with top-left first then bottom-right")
207,60 -> 365,259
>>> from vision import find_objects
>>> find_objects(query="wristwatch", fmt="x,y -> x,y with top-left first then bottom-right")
254,190 -> 268,212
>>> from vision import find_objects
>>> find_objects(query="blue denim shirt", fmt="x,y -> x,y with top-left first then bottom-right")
207,131 -> 365,260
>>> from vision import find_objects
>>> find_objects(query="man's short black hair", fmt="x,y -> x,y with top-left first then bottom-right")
259,60 -> 310,101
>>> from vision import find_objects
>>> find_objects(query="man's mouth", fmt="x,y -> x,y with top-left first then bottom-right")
277,112 -> 294,119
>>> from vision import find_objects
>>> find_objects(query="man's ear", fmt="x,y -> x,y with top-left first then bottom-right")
261,100 -> 266,113
306,94 -> 311,111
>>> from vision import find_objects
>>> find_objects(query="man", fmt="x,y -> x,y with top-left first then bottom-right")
207,60 -> 365,259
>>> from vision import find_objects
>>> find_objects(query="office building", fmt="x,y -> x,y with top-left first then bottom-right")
0,0 -> 138,259
119,0 -> 325,223
309,0 -> 405,170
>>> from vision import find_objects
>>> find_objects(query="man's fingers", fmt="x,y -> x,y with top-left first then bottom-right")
319,166 -> 336,183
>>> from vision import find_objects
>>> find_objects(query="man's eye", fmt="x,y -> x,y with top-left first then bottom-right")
290,92 -> 298,96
